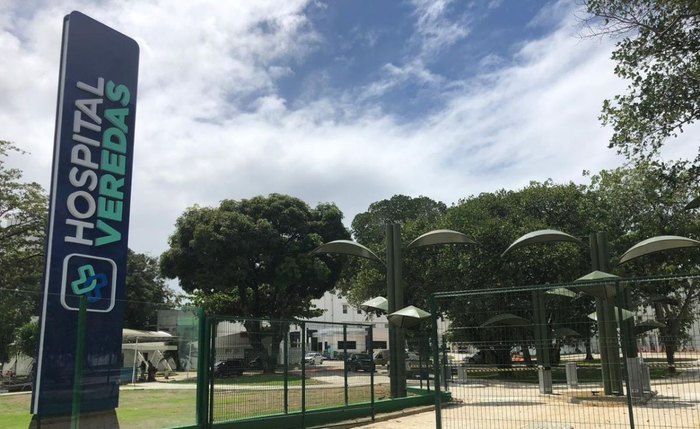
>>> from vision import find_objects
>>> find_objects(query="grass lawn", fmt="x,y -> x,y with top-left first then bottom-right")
176,372 -> 324,386
457,358 -> 693,384
0,390 -> 197,429
0,394 -> 32,429
0,383 -> 389,428
212,384 -> 390,423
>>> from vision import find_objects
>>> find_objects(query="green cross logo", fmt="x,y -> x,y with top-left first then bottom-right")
71,264 -> 108,303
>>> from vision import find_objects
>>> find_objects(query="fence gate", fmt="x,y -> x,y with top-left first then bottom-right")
430,276 -> 700,429
202,317 -> 376,428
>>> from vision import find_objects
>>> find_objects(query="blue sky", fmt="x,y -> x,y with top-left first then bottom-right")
279,1 -> 550,118
1,0 -> 698,260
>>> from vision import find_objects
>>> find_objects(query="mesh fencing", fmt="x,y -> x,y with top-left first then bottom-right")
0,303 -> 202,429
432,278 -> 700,429
208,318 -> 376,424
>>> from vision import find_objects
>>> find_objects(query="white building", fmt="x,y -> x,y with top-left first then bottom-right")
304,290 -> 390,354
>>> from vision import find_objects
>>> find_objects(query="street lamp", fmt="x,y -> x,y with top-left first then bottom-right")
359,296 -> 388,313
312,225 -> 476,398
502,229 -> 582,393
505,228 -> 700,396
619,235 -> 700,263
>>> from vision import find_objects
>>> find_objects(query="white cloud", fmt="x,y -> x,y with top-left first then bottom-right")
411,0 -> 471,57
1,0 -> 697,262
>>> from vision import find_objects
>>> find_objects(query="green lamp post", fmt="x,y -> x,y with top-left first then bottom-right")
312,225 -> 476,398
502,229 -> 581,393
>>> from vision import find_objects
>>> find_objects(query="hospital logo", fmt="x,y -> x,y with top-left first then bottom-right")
61,254 -> 117,312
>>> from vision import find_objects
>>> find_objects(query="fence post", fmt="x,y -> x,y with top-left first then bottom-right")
343,324 -> 349,407
195,307 -> 208,428
301,321 -> 306,429
616,281 -> 636,429
430,295 -> 442,429
70,295 -> 87,429
442,336 -> 449,391
208,320 -> 217,427
369,324 -> 375,421
284,322 -> 289,414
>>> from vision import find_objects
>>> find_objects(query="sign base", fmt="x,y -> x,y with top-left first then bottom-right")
29,409 -> 119,429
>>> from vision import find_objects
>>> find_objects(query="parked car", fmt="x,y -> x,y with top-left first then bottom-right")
213,359 -> 245,377
373,349 -> 389,365
304,352 -> 324,365
346,353 -> 375,372
406,351 -> 420,361
465,350 -> 486,364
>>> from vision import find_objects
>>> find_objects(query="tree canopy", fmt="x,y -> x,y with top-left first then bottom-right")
340,171 -> 698,367
586,0 -> 700,162
585,161 -> 700,367
124,249 -> 177,330
0,141 -> 47,362
440,182 -> 596,364
160,193 -> 350,319
337,195 -> 449,308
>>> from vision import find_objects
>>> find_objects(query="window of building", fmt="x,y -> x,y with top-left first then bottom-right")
372,341 -> 387,349
342,304 -> 348,314
337,341 -> 357,350
356,308 -> 362,315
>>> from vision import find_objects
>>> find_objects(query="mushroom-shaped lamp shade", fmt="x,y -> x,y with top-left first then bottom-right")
501,229 -> 581,257
618,236 -> 700,265
387,305 -> 431,328
310,240 -> 383,265
407,229 -> 477,248
360,296 -> 388,313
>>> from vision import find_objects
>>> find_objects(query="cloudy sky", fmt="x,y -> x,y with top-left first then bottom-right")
1,0 -> 698,259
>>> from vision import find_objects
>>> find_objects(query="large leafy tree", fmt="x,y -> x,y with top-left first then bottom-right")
160,194 -> 349,370
338,195 -> 448,308
441,182 -> 595,365
0,141 -> 46,363
124,249 -> 177,330
11,320 -> 39,359
585,161 -> 700,369
586,0 -> 700,162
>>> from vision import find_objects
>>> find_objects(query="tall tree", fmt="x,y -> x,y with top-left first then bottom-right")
441,182 -> 595,365
585,161 -> 700,369
586,0 -> 700,162
338,195 -> 448,308
160,194 -> 349,370
124,249 -> 176,330
0,141 -> 46,362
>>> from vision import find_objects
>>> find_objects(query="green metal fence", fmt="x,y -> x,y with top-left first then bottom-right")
430,275 -> 700,429
204,317 -> 376,427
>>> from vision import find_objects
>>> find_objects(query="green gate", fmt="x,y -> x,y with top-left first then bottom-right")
430,274 -> 700,429
197,316 -> 378,428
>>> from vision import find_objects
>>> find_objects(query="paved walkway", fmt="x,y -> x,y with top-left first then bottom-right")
348,409 -> 436,429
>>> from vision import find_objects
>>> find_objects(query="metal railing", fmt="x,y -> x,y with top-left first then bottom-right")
205,317 -> 376,426
431,276 -> 700,429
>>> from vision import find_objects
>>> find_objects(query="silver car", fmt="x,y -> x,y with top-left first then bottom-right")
304,352 -> 324,365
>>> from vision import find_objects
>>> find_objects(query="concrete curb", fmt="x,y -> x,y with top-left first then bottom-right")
309,405 -> 435,429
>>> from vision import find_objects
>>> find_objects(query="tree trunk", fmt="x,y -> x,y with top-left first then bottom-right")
243,320 -> 274,373
267,324 -> 289,374
522,343 -> 533,366
584,337 -> 594,361
654,301 -> 680,374
665,345 -> 677,373
494,347 -> 511,368
550,340 -> 561,366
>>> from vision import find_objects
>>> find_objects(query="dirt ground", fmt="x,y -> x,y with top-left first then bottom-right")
345,375 -> 700,429
353,408 -> 436,429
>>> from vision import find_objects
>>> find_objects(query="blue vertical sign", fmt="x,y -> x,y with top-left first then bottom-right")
32,11 -> 139,416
